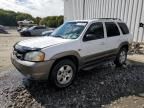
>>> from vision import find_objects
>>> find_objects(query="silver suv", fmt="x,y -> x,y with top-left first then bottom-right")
11,18 -> 132,88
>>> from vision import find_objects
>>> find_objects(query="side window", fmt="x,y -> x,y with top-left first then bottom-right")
105,22 -> 120,37
83,22 -> 104,41
40,27 -> 46,29
118,23 -> 129,34
35,27 -> 46,29
34,27 -> 39,29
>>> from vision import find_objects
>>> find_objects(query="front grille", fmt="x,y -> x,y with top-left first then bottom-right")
13,44 -> 41,60
13,45 -> 29,60
13,50 -> 25,60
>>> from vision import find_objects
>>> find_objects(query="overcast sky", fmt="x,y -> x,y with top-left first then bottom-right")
0,0 -> 64,17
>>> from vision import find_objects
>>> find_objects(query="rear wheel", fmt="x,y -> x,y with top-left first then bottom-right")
114,47 -> 128,66
50,59 -> 76,88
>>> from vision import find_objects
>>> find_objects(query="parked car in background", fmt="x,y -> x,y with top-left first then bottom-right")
17,27 -> 28,32
41,30 -> 54,36
17,27 -> 22,32
0,25 -> 8,34
20,26 -> 49,36
17,20 -> 33,25
17,25 -> 37,32
0,29 -> 8,34
0,25 -> 4,29
11,18 -> 132,88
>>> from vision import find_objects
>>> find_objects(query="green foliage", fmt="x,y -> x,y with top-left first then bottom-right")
16,12 -> 34,21
0,9 -> 34,26
39,16 -> 64,28
34,17 -> 42,25
0,9 -> 64,27
0,9 -> 17,26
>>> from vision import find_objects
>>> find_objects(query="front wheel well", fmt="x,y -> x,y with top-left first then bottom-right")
50,55 -> 79,72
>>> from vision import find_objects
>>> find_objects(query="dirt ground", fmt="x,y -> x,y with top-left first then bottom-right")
0,29 -> 30,71
0,29 -> 144,108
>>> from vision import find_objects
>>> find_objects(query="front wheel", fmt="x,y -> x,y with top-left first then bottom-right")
26,32 -> 31,36
114,48 -> 128,66
50,59 -> 76,88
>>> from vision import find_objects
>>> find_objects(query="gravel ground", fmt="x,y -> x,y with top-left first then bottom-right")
0,61 -> 144,108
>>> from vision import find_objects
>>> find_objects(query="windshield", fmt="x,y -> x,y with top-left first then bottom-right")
43,31 -> 52,36
51,22 -> 87,39
28,26 -> 36,30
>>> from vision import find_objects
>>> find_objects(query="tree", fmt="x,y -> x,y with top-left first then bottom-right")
0,9 -> 17,26
57,16 -> 64,26
34,17 -> 41,25
0,9 -> 64,27
16,12 -> 34,21
0,9 -> 34,26
39,16 -> 64,28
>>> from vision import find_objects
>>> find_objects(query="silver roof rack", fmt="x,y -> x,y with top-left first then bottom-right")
92,18 -> 122,21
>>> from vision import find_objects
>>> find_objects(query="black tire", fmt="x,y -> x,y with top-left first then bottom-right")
50,59 -> 76,88
114,47 -> 128,67
20,31 -> 31,37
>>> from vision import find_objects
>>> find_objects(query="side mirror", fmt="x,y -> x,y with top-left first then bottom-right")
84,34 -> 95,41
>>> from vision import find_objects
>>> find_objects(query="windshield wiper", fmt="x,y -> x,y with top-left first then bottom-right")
51,35 -> 64,39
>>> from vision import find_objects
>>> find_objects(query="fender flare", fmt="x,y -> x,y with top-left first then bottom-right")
50,50 -> 81,64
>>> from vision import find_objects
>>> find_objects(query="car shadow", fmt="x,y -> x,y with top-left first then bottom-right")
22,60 -> 144,107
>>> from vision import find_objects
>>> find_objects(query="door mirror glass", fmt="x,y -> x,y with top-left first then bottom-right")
85,34 -> 96,40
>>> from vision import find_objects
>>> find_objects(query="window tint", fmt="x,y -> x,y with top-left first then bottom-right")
105,22 -> 120,37
84,22 -> 104,41
118,23 -> 129,34
34,27 -> 39,29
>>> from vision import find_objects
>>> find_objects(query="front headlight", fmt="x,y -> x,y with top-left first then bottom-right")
24,51 -> 45,62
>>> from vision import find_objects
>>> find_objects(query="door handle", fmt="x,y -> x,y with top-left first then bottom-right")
100,42 -> 105,45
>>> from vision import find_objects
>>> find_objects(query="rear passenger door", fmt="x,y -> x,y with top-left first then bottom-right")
104,22 -> 121,52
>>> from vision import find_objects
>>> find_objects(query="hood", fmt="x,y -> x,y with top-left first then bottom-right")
17,37 -> 73,49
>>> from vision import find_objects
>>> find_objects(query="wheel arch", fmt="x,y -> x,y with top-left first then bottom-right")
118,41 -> 129,52
49,51 -> 81,75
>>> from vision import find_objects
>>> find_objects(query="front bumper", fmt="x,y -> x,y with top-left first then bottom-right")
11,54 -> 55,80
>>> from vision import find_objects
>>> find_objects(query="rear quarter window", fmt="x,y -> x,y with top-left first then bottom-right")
118,23 -> 129,34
